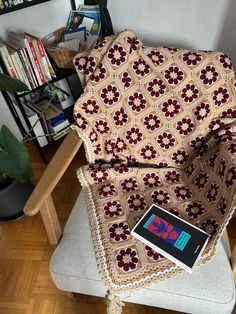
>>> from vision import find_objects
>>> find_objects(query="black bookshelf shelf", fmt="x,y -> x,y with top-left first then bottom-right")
0,0 -> 51,16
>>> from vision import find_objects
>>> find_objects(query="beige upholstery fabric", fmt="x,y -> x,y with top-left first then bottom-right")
72,30 -> 236,293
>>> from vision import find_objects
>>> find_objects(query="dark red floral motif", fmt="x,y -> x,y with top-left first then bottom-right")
94,38 -> 107,50
152,190 -> 171,205
186,163 -> 195,176
145,245 -> 164,261
207,183 -> 219,202
90,167 -> 109,183
194,102 -> 210,121
121,71 -> 132,89
82,99 -> 99,115
101,84 -> 120,106
157,132 -> 176,149
221,108 -> 236,118
128,92 -> 147,112
185,202 -> 205,219
109,222 -> 130,242
147,79 -> 166,98
140,145 -> 157,160
89,130 -> 98,143
91,63 -> 106,82
104,200 -> 123,218
174,186 -> 193,200
94,120 -> 110,134
182,52 -> 203,66
212,87 -> 230,106
108,44 -> 127,66
115,138 -> 128,153
121,178 -> 138,192
94,144 -> 101,155
127,194 -> 147,211
168,208 -> 180,217
113,107 -> 128,127
144,114 -> 161,131
208,153 -> 219,169
194,172 -> 209,189
208,119 -> 225,131
74,56 -> 87,72
125,127 -> 143,145
199,218 -> 218,237
116,247 -> 139,272
225,166 -> 236,188
218,197 -> 227,216
147,50 -> 165,66
228,143 -> 236,154
114,165 -> 130,174
165,170 -> 181,183
200,65 -> 219,85
190,136 -> 208,156
218,159 -> 226,177
176,118 -> 194,136
161,99 -> 181,118
219,54 -> 233,70
133,58 -> 150,77
181,83 -> 200,103
84,56 -> 96,76
164,47 -> 179,52
99,183 -> 116,197
172,150 -> 189,165
143,173 -> 161,188
127,36 -> 140,54
74,112 -> 88,130
164,66 -> 184,85
105,139 -> 115,155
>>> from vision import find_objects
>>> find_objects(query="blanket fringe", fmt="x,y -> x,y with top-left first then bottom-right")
106,292 -> 125,314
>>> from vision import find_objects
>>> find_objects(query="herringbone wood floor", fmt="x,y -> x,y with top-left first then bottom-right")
0,141 -> 235,314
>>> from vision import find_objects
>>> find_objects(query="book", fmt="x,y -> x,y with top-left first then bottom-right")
131,204 -> 210,273
34,100 -> 65,126
8,31 -> 39,87
52,125 -> 71,141
0,42 -> 18,80
6,45 -> 26,85
48,119 -> 70,134
24,32 -> 53,82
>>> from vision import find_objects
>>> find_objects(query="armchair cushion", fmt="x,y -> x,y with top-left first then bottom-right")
71,30 -> 236,293
50,190 -> 236,314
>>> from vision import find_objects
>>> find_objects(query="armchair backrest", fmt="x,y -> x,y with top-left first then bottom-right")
73,30 -> 236,169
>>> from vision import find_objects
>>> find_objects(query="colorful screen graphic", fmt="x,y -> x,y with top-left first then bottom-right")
144,214 -> 191,251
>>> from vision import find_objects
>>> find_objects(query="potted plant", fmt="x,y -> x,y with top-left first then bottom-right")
0,73 -> 33,221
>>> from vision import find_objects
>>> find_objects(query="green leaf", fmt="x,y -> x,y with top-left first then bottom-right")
0,125 -> 33,182
0,73 -> 29,92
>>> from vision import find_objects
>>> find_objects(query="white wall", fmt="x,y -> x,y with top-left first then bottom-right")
108,0 -> 236,64
1,0 -> 236,138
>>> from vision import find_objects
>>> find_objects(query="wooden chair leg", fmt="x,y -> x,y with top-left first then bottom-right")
40,195 -> 62,246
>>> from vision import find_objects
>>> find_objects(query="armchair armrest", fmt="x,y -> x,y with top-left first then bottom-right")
23,130 -> 83,245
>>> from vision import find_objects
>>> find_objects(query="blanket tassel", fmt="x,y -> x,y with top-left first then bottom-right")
106,292 -> 125,314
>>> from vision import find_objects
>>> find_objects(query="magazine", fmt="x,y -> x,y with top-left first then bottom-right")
131,204 -> 210,273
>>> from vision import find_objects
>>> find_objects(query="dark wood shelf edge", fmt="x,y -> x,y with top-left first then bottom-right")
0,0 -> 51,16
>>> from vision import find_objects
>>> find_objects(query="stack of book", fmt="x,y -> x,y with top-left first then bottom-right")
0,0 -> 24,10
0,32 -> 56,90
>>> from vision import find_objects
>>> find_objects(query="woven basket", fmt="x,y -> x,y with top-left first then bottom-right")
43,28 -> 79,69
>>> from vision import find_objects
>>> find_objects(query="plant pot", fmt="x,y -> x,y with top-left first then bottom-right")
0,180 -> 34,221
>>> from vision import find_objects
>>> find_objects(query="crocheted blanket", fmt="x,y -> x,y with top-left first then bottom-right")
73,30 -> 236,293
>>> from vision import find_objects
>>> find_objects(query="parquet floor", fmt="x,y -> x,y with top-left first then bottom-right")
0,141 -> 235,314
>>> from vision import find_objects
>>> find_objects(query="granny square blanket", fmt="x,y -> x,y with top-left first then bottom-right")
73,30 -> 236,293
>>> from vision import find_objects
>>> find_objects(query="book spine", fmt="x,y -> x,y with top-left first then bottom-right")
17,49 -> 34,89
14,52 -> 31,89
24,38 -> 42,86
27,40 -> 45,85
0,45 -> 18,80
23,48 -> 37,88
11,52 -> 24,83
36,40 -> 53,80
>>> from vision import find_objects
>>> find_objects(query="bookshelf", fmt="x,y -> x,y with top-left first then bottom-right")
0,0 -> 79,162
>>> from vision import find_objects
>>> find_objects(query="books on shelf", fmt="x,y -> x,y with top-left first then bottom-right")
0,31 -> 56,91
